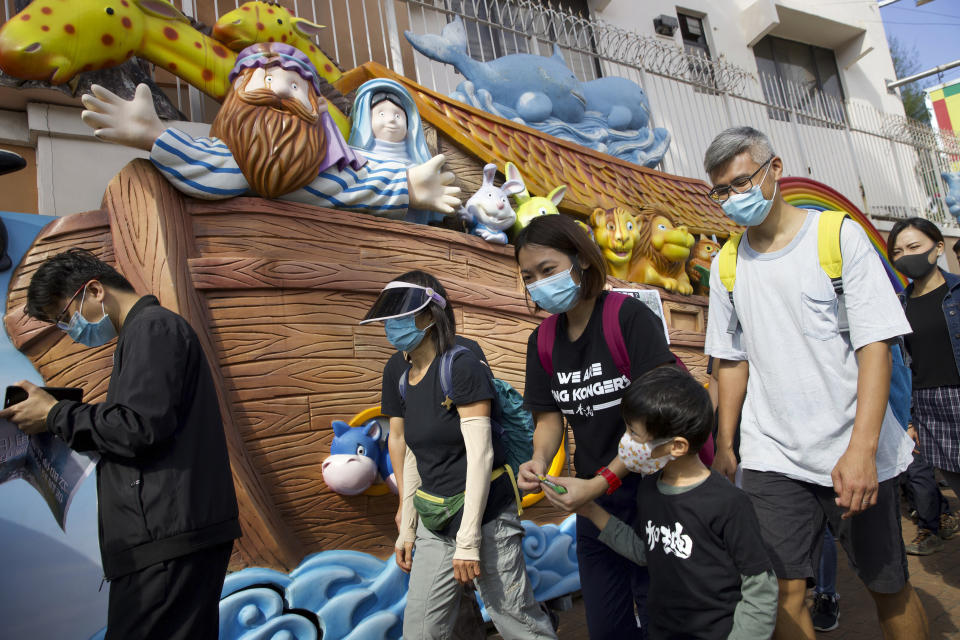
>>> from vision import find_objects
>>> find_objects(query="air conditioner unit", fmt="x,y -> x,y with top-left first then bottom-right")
653,15 -> 679,37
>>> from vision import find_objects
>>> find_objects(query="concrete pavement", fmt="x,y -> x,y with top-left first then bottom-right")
496,490 -> 960,639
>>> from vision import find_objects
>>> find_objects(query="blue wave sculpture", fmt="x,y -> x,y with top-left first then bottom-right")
86,516 -> 579,640
405,17 -> 670,168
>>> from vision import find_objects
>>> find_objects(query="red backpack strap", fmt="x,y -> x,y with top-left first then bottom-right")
536,314 -> 560,377
602,292 -> 632,379
673,354 -> 688,372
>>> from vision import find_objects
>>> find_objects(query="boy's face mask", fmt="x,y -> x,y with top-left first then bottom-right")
618,434 -> 676,476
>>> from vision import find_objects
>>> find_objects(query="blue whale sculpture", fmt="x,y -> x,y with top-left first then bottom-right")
405,17 -> 671,167
406,17 -> 587,123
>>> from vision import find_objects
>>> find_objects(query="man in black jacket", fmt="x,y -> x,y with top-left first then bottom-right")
0,248 -> 241,639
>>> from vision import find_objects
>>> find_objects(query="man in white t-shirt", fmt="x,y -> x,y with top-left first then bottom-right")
703,127 -> 926,640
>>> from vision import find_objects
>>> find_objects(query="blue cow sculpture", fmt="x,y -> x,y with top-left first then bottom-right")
405,17 -> 670,167
321,419 -> 396,496
943,171 -> 960,221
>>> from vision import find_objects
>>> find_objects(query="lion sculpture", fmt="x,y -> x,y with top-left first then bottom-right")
686,234 -> 721,296
627,205 -> 695,294
589,206 -> 641,280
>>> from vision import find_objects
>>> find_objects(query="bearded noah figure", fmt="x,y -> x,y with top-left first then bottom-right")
213,43 -> 352,199
80,43 -> 459,216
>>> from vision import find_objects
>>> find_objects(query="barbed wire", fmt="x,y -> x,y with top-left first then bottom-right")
404,0 -> 754,95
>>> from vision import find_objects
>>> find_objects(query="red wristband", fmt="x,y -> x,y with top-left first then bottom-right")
596,466 -> 621,495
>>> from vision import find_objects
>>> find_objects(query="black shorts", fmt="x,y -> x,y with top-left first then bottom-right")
741,470 -> 908,594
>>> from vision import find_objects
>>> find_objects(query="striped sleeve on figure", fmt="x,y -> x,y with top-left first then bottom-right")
149,128 -> 250,200
296,159 -> 411,217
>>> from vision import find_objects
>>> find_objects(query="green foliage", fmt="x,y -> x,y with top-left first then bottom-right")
888,36 -> 931,126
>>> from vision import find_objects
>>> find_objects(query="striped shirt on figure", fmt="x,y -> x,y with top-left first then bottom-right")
150,128 -> 411,217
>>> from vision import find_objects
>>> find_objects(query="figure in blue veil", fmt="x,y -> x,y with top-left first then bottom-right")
349,78 -> 441,225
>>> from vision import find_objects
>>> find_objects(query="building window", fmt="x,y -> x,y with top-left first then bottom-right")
677,11 -> 715,90
754,35 -> 846,125
678,12 -> 709,58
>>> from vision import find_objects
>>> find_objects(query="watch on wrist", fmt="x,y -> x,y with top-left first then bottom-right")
596,466 -> 621,495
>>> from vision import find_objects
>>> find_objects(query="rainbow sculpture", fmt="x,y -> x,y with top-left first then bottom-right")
780,177 -> 908,292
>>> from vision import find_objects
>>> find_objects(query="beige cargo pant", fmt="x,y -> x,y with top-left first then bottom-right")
402,510 -> 558,640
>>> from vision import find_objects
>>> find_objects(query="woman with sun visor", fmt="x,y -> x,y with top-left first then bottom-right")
361,270 -> 557,639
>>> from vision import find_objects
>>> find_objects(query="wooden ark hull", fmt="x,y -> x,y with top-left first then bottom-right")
3,159 -> 710,572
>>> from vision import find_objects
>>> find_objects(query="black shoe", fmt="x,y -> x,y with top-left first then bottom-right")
811,592 -> 840,632
905,528 -> 943,555
940,513 -> 959,540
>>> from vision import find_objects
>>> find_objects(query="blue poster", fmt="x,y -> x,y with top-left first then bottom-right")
0,211 -> 108,640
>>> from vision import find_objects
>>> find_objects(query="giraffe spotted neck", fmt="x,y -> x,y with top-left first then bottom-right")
0,0 -> 235,97
139,12 -> 237,98
0,0 -> 349,133
214,1 -> 341,85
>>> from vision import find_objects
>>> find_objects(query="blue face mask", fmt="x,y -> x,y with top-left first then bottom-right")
384,315 -> 432,352
63,287 -> 117,348
720,164 -> 776,227
526,267 -> 581,314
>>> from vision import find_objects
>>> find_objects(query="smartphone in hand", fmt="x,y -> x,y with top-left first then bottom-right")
538,475 -> 568,495
4,386 -> 83,408
3,386 -> 28,408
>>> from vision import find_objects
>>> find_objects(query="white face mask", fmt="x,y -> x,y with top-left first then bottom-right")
618,434 -> 676,476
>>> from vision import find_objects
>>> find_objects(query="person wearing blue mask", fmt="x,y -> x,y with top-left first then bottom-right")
513,214 -> 675,640
703,127 -> 926,640
0,248 -> 240,640
361,270 -> 557,640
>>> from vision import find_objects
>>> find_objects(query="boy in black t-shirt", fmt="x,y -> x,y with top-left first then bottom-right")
552,368 -> 777,639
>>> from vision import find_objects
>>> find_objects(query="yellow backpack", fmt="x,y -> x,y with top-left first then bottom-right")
716,210 -> 849,333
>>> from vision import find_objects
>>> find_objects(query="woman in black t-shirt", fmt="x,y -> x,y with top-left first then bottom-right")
889,219 -> 960,503
362,270 -> 556,640
514,215 -> 674,640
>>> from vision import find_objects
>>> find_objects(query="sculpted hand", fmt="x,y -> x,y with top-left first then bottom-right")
81,83 -> 165,152
832,446 -> 878,520
517,459 -> 546,493
407,155 -> 461,214
0,381 -> 57,435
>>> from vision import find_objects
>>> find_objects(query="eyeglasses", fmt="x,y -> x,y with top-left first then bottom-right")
54,280 -> 94,330
708,157 -> 774,203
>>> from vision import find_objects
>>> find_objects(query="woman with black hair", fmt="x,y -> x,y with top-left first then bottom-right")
513,215 -> 675,639
362,270 -> 556,640
889,218 -> 960,523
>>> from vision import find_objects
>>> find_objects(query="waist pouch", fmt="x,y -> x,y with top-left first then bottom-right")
414,466 -> 516,531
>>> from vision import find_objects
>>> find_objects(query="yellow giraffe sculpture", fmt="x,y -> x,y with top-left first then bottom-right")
213,1 -> 341,85
0,0 -> 349,134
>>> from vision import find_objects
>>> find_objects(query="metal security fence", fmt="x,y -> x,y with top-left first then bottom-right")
5,0 -> 954,226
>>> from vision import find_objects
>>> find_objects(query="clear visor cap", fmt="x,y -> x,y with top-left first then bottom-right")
360,281 -> 447,324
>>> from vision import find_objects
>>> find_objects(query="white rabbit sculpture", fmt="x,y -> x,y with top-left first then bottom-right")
459,163 -> 525,244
